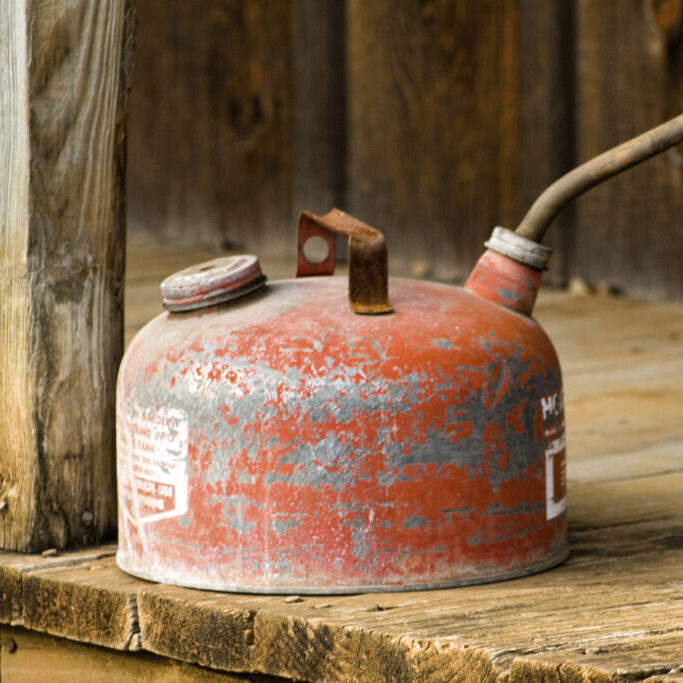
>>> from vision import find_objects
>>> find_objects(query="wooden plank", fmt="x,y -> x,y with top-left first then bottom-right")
0,0 -> 33,555
345,0 -> 523,281
0,548 -> 135,650
0,545 -> 116,625
292,0 -> 346,217
0,627 -> 271,682
19,557 -> 140,651
534,293 -> 683,369
569,473 -> 683,530
127,0 -> 295,257
137,583 -> 502,681
0,2 -> 133,552
519,0 -> 575,286
534,293 -> 683,473
573,0 -> 683,299
137,587 -> 261,675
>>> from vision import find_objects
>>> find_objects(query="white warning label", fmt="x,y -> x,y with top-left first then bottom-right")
545,434 -> 567,520
541,391 -> 567,520
119,404 -> 189,524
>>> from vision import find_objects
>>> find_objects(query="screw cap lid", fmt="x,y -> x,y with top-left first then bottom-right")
161,255 -> 266,312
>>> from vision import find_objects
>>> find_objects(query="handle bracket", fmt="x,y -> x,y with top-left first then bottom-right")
297,209 -> 392,315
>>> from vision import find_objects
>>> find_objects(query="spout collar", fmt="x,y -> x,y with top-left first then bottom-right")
485,227 -> 551,271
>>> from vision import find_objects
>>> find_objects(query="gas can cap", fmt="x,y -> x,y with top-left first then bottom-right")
160,255 -> 266,312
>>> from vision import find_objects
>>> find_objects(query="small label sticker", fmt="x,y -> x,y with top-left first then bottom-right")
545,434 -> 566,519
540,391 -> 566,520
119,404 -> 189,524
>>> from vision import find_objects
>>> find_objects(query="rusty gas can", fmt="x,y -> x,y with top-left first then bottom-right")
116,209 -> 567,593
117,113 -> 683,593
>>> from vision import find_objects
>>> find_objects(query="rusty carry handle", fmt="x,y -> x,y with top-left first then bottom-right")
297,209 -> 392,315
516,112 -> 683,243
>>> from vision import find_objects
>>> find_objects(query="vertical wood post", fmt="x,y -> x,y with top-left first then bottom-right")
0,1 -> 134,552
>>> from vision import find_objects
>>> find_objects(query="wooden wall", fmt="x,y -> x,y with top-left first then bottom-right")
127,0 -> 296,257
128,0 -> 683,298
574,0 -> 683,299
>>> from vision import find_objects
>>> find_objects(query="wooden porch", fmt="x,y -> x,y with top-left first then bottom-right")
1,239 -> 682,681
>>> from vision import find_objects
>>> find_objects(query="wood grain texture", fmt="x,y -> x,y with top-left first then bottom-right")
20,560 -> 140,651
345,0 -> 523,281
0,627 -> 277,682
534,292 -> 683,471
0,1 -> 133,552
127,0 -> 296,257
125,2 -> 683,299
292,0 -> 347,218
0,0 -> 35,555
0,546 -> 118,626
520,0 -> 575,286
574,0 -> 683,299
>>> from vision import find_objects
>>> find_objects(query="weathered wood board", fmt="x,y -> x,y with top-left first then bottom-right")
0,1 -> 134,552
345,0 -> 523,282
519,0 -> 575,285
573,0 -> 683,299
127,0 -> 298,257
0,626 -> 276,682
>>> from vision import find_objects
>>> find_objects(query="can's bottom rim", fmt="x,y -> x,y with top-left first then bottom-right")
116,545 -> 570,595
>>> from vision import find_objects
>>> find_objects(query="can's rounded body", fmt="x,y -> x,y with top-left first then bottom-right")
117,268 -> 567,593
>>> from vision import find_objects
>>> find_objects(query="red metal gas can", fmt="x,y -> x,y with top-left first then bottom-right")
116,209 -> 567,593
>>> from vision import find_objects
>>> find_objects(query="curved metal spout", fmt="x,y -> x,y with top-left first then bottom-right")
515,113 -> 683,243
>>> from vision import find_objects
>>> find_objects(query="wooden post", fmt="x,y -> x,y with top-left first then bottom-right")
0,1 -> 134,552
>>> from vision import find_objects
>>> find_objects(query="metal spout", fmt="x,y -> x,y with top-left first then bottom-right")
515,112 -> 683,243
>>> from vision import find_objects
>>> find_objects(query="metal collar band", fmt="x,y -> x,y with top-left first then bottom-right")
484,227 -> 552,271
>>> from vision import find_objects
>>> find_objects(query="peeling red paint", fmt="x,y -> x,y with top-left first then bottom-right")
117,253 -> 567,594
